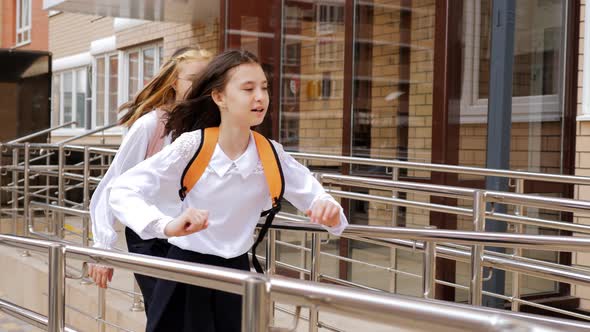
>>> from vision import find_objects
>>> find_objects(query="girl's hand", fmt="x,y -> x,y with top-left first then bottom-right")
88,264 -> 114,289
165,208 -> 209,237
306,200 -> 341,228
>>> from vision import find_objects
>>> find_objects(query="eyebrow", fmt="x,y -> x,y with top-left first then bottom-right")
240,80 -> 268,85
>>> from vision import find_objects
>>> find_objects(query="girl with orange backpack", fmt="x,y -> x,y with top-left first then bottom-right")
108,49 -> 348,332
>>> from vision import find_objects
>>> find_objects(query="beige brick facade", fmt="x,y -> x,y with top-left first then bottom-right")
49,13 -> 115,59
574,0 -> 590,310
49,13 -> 219,144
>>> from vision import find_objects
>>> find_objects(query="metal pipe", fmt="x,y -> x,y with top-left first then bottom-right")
56,123 -> 119,145
130,280 -> 145,312
82,147 -> 90,248
390,167 -> 399,294
512,178 -> 524,311
7,122 -> 77,144
0,298 -> 78,332
57,145 -> 65,239
309,233 -> 321,332
322,174 -> 590,215
326,188 -> 590,234
2,234 -> 590,331
423,228 -> 436,299
22,144 -> 30,250
470,191 -> 485,306
48,243 -> 65,332
98,287 -> 106,332
265,229 -> 277,323
11,148 -> 18,235
290,152 -> 590,185
241,277 -> 269,332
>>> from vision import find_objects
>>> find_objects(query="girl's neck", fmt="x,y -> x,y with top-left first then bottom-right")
218,124 -> 250,160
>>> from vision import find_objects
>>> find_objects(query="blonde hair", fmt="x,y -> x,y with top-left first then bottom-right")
118,48 -> 213,127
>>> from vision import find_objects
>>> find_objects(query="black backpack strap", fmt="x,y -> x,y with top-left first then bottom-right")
251,201 -> 281,274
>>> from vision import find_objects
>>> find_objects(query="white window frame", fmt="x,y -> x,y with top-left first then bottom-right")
122,43 -> 163,103
92,52 -> 121,129
460,1 -> 565,124
16,0 -> 32,47
53,67 -> 89,134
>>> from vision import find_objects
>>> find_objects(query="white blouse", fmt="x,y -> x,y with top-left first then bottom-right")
108,130 -> 348,259
89,111 -> 171,249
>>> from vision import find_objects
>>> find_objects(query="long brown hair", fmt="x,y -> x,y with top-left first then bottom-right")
165,49 -> 261,140
118,47 -> 213,128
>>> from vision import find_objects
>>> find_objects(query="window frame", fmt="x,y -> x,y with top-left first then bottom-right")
53,67 -> 90,132
122,43 -> 163,103
92,52 -> 121,129
16,0 -> 32,46
459,0 -> 565,124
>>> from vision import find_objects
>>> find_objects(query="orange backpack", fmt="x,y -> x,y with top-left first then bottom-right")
178,127 -> 284,273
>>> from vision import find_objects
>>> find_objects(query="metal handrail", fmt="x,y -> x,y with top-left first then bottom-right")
321,173 -> 590,214
291,151 -> 590,185
1,233 -> 589,332
56,123 -> 119,145
6,122 -> 77,144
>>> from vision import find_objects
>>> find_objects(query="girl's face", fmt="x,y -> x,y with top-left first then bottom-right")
214,63 -> 269,128
175,60 -> 208,101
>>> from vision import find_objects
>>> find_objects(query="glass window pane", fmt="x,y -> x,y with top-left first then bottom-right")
96,57 -> 105,127
280,1 -> 345,156
23,0 -> 30,27
108,55 -> 119,125
159,46 -> 164,68
143,48 -> 155,85
76,69 -> 86,128
128,52 -> 139,101
63,72 -> 73,126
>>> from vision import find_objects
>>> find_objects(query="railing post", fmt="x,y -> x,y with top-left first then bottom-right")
309,232 -> 321,332
512,178 -> 524,311
48,243 -> 65,332
241,276 -> 269,332
130,280 -> 145,312
423,226 -> 436,299
22,143 -> 31,256
470,190 -> 486,306
390,167 -> 399,294
12,147 -> 18,235
98,287 -> 106,332
57,145 -> 65,239
265,229 -> 277,323
82,146 -> 90,248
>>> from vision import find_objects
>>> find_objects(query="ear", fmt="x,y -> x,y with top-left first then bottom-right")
211,89 -> 226,110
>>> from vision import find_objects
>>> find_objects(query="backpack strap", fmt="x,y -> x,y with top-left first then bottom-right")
250,131 -> 284,274
177,127 -> 284,274
178,127 -> 219,201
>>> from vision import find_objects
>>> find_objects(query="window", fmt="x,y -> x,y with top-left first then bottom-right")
124,44 -> 163,102
460,0 -> 565,123
93,53 -> 119,127
16,0 -> 32,46
53,68 -> 89,129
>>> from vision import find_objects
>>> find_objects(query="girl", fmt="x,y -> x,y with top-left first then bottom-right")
88,47 -> 213,311
108,49 -> 347,332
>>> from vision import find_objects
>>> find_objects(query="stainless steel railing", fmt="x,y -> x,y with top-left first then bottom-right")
2,233 -> 590,332
4,127 -> 590,330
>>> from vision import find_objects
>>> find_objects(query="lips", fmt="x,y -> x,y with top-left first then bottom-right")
251,108 -> 265,113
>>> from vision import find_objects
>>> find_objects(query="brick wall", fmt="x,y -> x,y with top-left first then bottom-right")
49,13 -> 114,58
574,0 -> 590,310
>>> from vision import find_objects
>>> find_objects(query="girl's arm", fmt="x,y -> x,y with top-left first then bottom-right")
89,113 -> 157,249
274,142 -> 348,235
108,131 -> 201,239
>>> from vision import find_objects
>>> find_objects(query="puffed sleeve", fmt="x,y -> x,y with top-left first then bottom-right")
89,113 -> 157,249
107,130 -> 201,239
